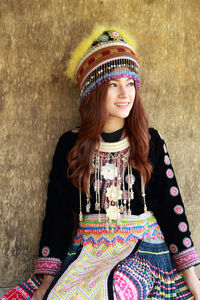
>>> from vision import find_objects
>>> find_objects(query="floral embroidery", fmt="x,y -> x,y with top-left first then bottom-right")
101,162 -> 118,180
166,168 -> 174,179
170,186 -> 179,197
174,205 -> 184,215
178,222 -> 188,233
109,31 -> 122,39
164,155 -> 171,165
42,246 -> 50,257
183,237 -> 192,248
170,244 -> 179,254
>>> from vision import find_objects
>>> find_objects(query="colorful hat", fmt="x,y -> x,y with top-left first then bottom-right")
66,26 -> 140,101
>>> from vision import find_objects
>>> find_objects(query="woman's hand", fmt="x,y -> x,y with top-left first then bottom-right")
32,274 -> 55,300
182,267 -> 200,300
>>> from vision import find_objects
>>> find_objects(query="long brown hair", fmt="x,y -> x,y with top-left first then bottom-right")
67,81 -> 152,194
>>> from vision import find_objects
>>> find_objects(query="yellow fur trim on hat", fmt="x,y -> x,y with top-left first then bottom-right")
65,26 -> 137,83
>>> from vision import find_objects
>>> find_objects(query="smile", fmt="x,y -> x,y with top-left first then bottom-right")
115,102 -> 130,107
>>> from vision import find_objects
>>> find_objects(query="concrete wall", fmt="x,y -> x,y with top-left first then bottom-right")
0,0 -> 200,285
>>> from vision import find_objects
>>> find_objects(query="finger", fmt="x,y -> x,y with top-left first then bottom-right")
32,293 -> 39,300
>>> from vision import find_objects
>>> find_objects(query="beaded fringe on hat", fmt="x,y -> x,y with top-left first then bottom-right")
80,58 -> 139,101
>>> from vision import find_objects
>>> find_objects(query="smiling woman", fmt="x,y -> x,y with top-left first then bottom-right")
103,77 -> 136,131
2,27 -> 200,300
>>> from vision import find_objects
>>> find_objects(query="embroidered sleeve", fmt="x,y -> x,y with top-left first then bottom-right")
34,131 -> 79,275
34,257 -> 62,276
147,129 -> 200,271
172,247 -> 200,272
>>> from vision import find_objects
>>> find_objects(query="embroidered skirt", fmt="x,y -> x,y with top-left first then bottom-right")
1,212 -> 194,300
113,241 -> 193,299
45,212 -> 193,299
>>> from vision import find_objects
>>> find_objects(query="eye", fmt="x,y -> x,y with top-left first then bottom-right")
109,82 -> 117,87
128,80 -> 135,86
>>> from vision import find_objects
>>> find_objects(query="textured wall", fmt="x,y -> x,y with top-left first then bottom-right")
0,0 -> 200,286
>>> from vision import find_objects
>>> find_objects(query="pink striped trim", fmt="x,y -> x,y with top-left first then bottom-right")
172,247 -> 200,272
34,257 -> 62,276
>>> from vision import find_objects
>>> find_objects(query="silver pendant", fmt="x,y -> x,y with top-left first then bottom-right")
95,202 -> 100,211
86,204 -> 91,213
106,205 -> 120,221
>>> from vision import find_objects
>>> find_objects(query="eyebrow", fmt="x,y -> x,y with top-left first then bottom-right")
109,78 -> 134,82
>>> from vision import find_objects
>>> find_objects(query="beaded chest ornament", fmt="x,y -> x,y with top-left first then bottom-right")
79,137 -> 147,230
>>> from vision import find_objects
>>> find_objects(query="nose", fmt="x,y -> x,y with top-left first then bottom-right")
118,84 -> 129,98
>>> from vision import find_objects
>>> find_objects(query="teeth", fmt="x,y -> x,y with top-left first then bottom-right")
115,103 -> 129,106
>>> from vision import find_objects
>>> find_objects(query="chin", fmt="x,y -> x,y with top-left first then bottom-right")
118,112 -> 131,119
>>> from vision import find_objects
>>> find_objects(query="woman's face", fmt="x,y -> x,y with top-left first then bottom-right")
104,77 -> 136,122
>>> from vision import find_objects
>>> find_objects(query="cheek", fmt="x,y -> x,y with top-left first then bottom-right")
132,89 -> 136,99
104,97 -> 112,114
104,92 -> 115,108
131,91 -> 136,105
106,100 -> 115,114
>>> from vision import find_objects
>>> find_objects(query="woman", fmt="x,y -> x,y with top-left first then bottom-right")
2,28 -> 200,300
